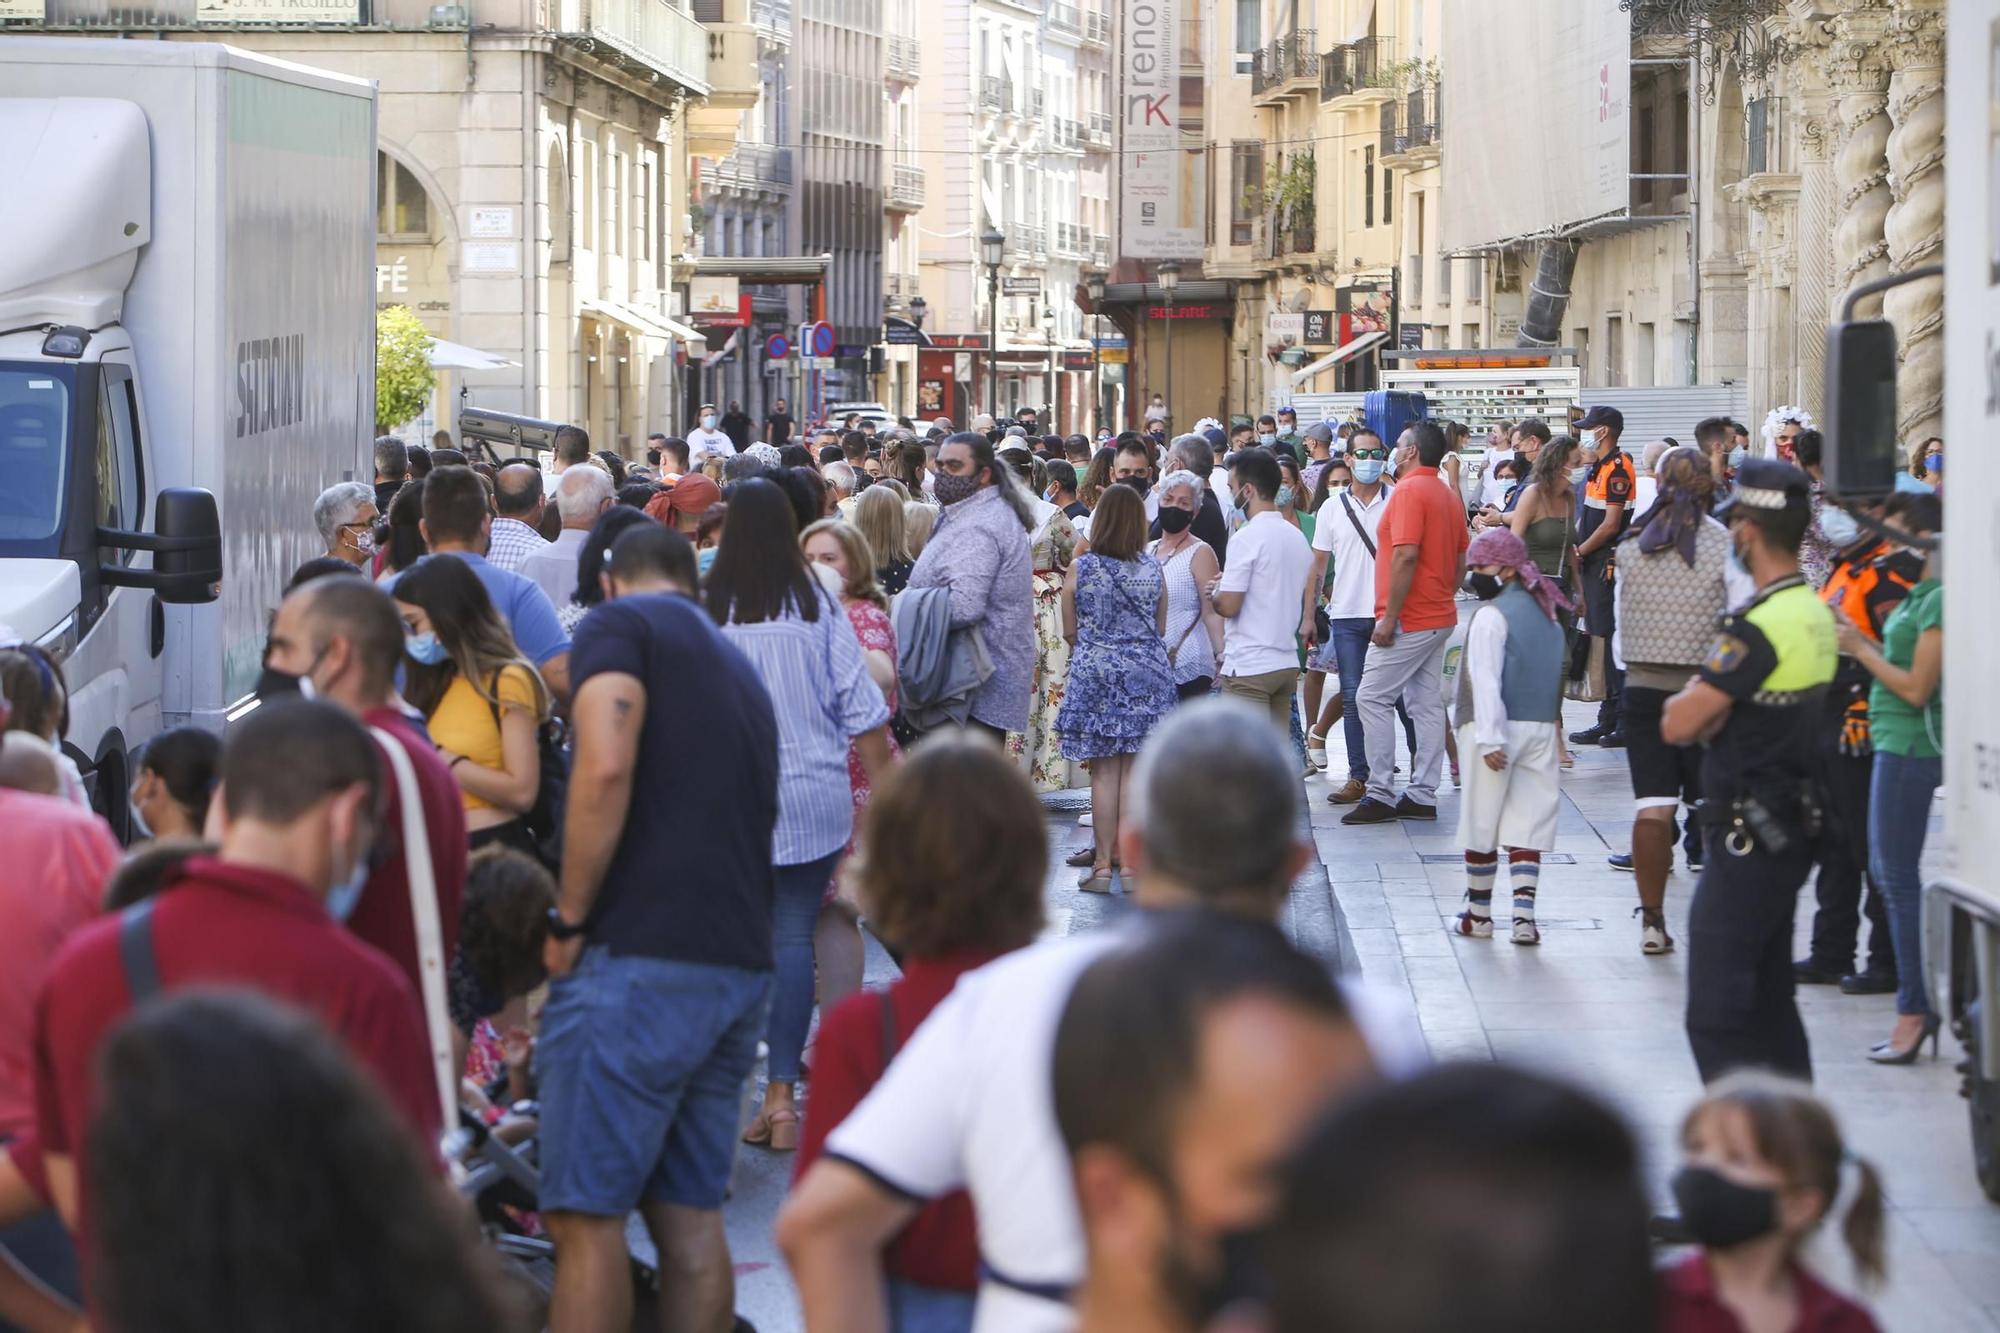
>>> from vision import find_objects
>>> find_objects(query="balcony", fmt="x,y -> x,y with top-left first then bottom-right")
1006,225 -> 1047,258
749,0 -> 791,43
1380,84 -> 1441,162
1090,233 -> 1111,267
1083,8 -> 1111,46
979,75 -> 1013,114
1081,111 -> 1113,149
1250,28 -> 1318,103
887,161 -> 927,212
710,142 -> 794,199
1049,117 -> 1084,153
1053,222 -> 1093,258
1047,1 -> 1081,37
1319,34 -> 1391,102
695,0 -> 759,111
885,34 -> 921,84
552,0 -> 710,97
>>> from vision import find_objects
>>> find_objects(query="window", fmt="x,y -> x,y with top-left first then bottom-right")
1466,254 -> 1482,302
1439,254 -> 1451,304
1463,323 -> 1480,349
95,365 -> 142,568
1382,167 -> 1392,225
1635,321 -> 1656,387
580,139 -> 598,250
1605,314 -> 1624,386
376,153 -> 430,239
1363,145 -> 1374,227
1233,0 -> 1257,74
1230,141 -> 1263,246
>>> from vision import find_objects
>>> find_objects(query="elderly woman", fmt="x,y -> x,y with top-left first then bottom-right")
905,433 -> 1036,745
312,481 -> 378,567
1151,469 -> 1225,701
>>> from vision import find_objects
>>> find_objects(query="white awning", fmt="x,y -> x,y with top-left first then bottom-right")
1346,1 -> 1376,44
426,337 -> 519,370
1290,330 -> 1388,384
581,297 -> 703,344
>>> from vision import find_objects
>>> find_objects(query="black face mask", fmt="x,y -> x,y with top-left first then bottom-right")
1118,475 -> 1151,494
1465,571 -> 1504,600
1158,505 -> 1194,534
1671,1165 -> 1781,1250
256,663 -> 304,701
1157,1219 -> 1268,1326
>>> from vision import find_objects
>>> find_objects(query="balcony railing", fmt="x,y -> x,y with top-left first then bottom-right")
749,0 -> 791,40
1084,9 -> 1111,44
711,142 -> 794,196
1318,33 -> 1389,101
1250,28 -> 1318,97
1381,85 -> 1441,157
979,74 -> 1012,112
1050,118 -> 1084,151
1090,233 -> 1111,267
885,34 -> 921,83
553,0 -> 710,96
1082,111 -> 1113,148
1047,1 -> 1081,35
1054,222 -> 1093,257
887,161 -> 927,211
1007,224 -> 1047,257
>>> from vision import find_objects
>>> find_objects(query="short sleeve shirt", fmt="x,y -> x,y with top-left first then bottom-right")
1696,579 -> 1837,800
1310,485 -> 1390,620
425,553 -> 571,668
426,665 -> 540,812
568,593 -> 781,968
1373,473 -> 1470,632
1580,449 -> 1637,543
1870,579 -> 1943,758
1215,511 -> 1314,677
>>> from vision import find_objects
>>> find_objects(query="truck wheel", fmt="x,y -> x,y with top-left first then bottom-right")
1973,1074 -> 2000,1205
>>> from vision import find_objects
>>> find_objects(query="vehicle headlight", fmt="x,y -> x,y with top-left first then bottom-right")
34,616 -> 78,665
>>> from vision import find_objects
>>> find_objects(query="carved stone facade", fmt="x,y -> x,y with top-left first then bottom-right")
1730,0 -> 1945,453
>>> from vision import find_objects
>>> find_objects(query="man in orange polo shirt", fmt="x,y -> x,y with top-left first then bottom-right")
1344,421 -> 1470,824
1570,405 -> 1638,747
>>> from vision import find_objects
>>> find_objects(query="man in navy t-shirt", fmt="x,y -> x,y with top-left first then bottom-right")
536,522 -> 778,1333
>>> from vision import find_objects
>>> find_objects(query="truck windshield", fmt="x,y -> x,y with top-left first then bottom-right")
0,366 -> 70,543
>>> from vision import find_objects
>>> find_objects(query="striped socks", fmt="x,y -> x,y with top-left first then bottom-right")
1464,852 -> 1499,921
1509,849 -> 1542,926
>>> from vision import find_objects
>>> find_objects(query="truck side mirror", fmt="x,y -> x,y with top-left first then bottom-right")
1822,319 -> 1900,502
98,487 -> 222,604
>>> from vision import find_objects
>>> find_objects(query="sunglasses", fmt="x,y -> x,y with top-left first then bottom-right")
1351,447 -> 1387,460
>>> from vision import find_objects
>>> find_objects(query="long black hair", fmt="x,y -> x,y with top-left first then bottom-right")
391,555 -> 549,722
704,477 -> 821,626
571,506 -> 654,609
86,989 -> 523,1333
382,476 -> 428,574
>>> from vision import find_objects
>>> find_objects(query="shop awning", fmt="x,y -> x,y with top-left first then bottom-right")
426,338 -> 519,370
689,254 -> 832,285
1290,330 -> 1389,384
581,298 -> 702,344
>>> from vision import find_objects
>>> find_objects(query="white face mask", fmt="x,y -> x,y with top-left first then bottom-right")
701,414 -> 717,429
1569,466 -> 1589,487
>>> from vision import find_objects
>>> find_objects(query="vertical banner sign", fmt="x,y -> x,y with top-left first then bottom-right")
1120,0 -> 1200,258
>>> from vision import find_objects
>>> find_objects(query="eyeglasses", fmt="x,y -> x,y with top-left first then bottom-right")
1351,447 -> 1387,460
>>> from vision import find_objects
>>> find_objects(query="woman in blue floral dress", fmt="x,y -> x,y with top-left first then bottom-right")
1057,483 -> 1175,892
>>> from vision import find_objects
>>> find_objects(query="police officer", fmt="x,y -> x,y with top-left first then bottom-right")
1568,405 -> 1637,747
1663,458 -> 1837,1082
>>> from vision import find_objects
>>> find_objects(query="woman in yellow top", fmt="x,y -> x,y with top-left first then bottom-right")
392,555 -> 550,855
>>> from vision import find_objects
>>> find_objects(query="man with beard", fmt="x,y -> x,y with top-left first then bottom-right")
1052,914 -> 1373,1333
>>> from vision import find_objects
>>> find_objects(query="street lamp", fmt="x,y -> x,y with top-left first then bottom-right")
1157,259 -> 1182,429
980,227 -> 1006,420
1084,268 -> 1106,435
910,294 -> 927,329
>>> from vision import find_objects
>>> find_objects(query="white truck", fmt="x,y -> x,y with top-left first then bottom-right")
1927,0 -> 2000,1199
0,39 -> 377,837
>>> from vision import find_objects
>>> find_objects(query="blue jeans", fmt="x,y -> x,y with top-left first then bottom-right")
536,948 -> 772,1213
1329,618 -> 1415,781
1868,750 -> 1942,1018
767,849 -> 846,1083
885,1279 -> 977,1333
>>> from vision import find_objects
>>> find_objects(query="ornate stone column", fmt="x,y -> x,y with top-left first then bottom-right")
1819,5 -> 1896,320
1883,0 -> 1945,447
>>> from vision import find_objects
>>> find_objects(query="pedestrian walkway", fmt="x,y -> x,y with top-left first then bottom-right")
1313,698 -> 1997,1333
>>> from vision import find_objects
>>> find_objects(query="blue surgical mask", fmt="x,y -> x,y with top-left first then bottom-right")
1351,457 -> 1385,485
1258,432 -> 1277,446
1276,484 -> 1296,508
1727,446 -> 1748,469
697,546 -> 719,576
1569,466 -> 1589,486
1925,451 -> 1943,474
405,630 -> 449,665
325,849 -> 370,923
1819,506 -> 1861,548
701,413 -> 718,429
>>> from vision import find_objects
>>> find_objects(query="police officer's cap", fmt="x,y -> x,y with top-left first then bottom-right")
1717,457 -> 1813,518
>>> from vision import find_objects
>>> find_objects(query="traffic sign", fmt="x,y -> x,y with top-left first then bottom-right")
810,322 -> 836,357
765,332 -> 792,360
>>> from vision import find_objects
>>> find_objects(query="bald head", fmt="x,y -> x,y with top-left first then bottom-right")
0,732 -> 62,796
494,463 -> 545,520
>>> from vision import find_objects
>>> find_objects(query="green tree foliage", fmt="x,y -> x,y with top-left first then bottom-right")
375,304 -> 435,432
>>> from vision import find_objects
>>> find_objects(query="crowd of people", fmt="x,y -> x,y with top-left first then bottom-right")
0,392 -> 1944,1333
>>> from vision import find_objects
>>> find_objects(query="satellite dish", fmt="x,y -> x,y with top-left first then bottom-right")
1284,287 -> 1313,313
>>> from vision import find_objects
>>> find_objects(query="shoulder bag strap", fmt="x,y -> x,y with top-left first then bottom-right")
368,725 -> 459,1131
1339,491 -> 1377,558
1157,545 -> 1203,663
118,898 -> 163,1005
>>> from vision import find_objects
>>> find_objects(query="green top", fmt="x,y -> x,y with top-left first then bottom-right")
1522,515 -> 1573,584
1870,578 -> 1943,758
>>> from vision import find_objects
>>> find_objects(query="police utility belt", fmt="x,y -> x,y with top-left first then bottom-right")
1694,788 -> 1821,858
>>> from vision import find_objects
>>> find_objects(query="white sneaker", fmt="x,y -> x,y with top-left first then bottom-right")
1638,910 -> 1674,955
1511,917 -> 1541,946
1078,813 -> 1093,828
1453,910 -> 1492,939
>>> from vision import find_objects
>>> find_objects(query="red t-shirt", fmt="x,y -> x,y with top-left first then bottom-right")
30,858 -> 440,1237
1373,472 -> 1470,632
347,708 -> 468,999
1659,1254 -> 1881,1333
795,950 -> 1006,1291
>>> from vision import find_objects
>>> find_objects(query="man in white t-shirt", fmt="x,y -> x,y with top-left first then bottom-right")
1306,427 -> 1393,805
1211,449 -> 1315,733
685,403 -> 736,460
776,701 -> 1426,1333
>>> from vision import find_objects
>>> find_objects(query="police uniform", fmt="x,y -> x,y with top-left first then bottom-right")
1577,413 -> 1637,734
1684,460 -> 1838,1083
1799,538 -> 1922,983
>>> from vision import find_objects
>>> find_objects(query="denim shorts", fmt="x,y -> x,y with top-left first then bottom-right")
535,947 -> 772,1214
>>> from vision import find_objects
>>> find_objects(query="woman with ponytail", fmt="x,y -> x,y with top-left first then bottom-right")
1662,1071 -> 1885,1331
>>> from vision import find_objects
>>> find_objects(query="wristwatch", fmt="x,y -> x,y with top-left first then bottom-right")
545,907 -> 588,940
